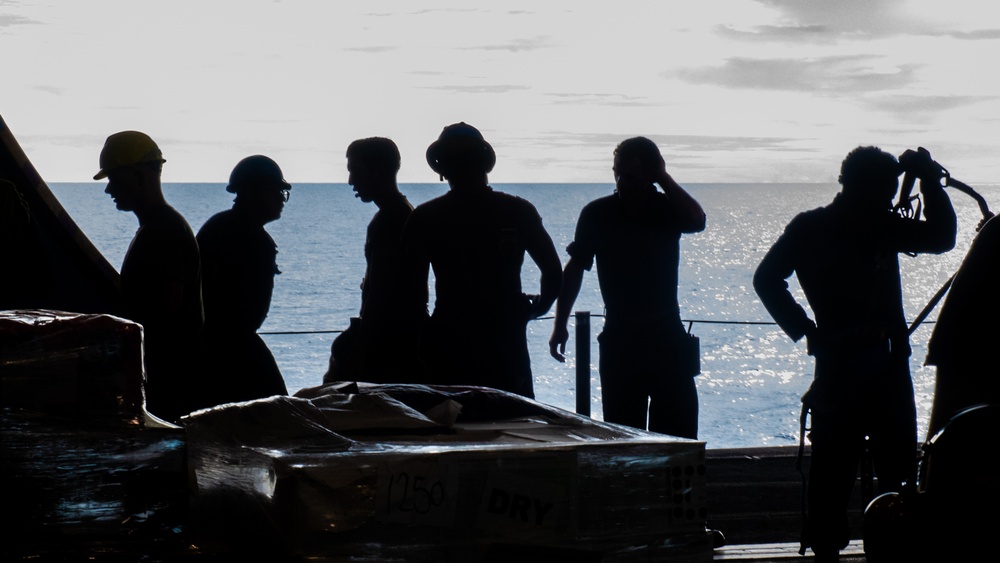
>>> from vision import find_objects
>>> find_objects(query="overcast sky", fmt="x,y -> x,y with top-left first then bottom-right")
4,0 -> 1000,184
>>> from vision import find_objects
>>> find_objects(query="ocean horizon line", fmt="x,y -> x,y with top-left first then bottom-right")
52,181 -> 844,187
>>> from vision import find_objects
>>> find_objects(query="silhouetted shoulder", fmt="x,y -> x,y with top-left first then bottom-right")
197,209 -> 236,241
775,205 -> 832,235
580,193 -> 619,213
149,204 -> 197,236
127,205 -> 199,267
409,187 -> 542,224
490,189 -> 544,215
791,204 -> 830,222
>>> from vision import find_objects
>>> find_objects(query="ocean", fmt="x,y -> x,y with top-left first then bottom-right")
48,182 -> 997,449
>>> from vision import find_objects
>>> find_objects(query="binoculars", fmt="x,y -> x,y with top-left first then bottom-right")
899,147 -> 947,182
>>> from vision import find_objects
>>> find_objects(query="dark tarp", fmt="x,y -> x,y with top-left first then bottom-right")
0,114 -> 120,314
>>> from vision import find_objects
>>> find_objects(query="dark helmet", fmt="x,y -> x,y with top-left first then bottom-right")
227,155 -> 290,194
425,122 -> 496,177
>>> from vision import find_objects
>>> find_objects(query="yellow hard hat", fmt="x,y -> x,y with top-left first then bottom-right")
93,131 -> 166,180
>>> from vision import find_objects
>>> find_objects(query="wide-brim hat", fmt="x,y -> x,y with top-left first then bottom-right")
227,155 -> 291,194
93,131 -> 165,180
426,122 -> 496,176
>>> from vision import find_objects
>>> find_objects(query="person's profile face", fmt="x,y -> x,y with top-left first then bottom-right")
104,168 -> 141,212
265,185 -> 287,221
244,183 -> 287,223
612,155 -> 626,187
347,158 -> 376,203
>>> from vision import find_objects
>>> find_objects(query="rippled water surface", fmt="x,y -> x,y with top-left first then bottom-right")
51,182 -> 998,448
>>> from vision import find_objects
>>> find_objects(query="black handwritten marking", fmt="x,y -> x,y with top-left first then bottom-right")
386,471 -> 446,516
486,488 -> 554,525
510,494 -> 531,521
532,497 -> 553,525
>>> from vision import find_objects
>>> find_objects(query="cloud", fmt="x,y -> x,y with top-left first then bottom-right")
500,129 -> 831,182
345,45 -> 401,53
545,92 -> 662,108
531,130 -> 806,153
412,7 -> 480,17
716,24 -> 840,44
0,13 -> 39,27
31,85 -> 64,96
648,134 -> 810,152
722,20 -> 1000,44
752,0 -> 908,36
420,84 -> 532,94
732,0 -> 1000,43
466,35 -> 556,53
675,55 -> 918,94
943,29 -> 1000,40
863,94 -> 995,119
643,134 -> 827,181
20,133 -> 94,148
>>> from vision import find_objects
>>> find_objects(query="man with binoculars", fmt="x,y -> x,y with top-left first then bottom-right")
753,146 -> 957,562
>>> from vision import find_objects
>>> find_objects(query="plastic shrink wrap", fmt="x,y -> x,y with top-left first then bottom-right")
1,309 -> 715,562
184,382 -> 714,562
1,309 -> 188,561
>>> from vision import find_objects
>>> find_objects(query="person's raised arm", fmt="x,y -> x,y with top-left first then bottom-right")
915,170 -> 957,254
656,163 -> 706,233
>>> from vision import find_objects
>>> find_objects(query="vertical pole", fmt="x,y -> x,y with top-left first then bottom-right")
575,311 -> 591,417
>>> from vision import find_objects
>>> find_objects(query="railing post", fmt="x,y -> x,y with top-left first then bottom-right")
575,310 -> 591,417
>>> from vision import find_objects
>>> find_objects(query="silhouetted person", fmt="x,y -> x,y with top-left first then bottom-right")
401,122 -> 562,398
95,131 -> 204,422
198,155 -> 290,405
324,137 -> 426,384
548,137 -> 706,438
925,214 -> 1000,439
753,146 -> 956,562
